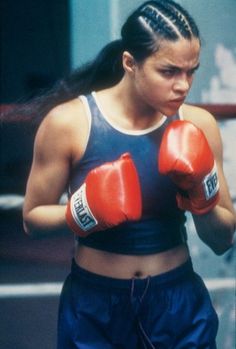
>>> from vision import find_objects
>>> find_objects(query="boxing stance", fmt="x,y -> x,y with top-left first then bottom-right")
22,1 -> 235,348
67,120 -> 220,238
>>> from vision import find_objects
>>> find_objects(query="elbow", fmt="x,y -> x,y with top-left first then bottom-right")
23,208 -> 31,236
211,242 -> 233,256
209,214 -> 236,255
23,223 -> 30,236
23,211 -> 38,238
23,219 -> 34,237
22,207 -> 42,238
211,229 -> 235,256
23,220 -> 43,239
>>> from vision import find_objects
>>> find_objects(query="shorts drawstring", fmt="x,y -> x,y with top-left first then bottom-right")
130,275 -> 150,309
130,276 -> 157,349
139,275 -> 150,303
138,320 -> 156,349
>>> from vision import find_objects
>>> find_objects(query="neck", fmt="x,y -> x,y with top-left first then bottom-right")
98,78 -> 164,130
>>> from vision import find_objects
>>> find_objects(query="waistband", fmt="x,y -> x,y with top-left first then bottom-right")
71,258 -> 194,291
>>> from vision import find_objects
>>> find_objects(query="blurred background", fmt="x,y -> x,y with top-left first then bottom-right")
0,1 -> 235,348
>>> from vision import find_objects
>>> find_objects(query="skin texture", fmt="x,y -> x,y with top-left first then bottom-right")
23,38 -> 236,278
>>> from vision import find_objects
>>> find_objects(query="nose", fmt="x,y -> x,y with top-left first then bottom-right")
173,74 -> 191,93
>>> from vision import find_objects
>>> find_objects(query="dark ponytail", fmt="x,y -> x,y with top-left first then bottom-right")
2,0 -> 200,126
68,39 -> 124,94
1,40 -> 124,126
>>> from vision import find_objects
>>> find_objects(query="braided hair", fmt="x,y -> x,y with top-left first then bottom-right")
121,0 -> 200,61
3,0 -> 200,124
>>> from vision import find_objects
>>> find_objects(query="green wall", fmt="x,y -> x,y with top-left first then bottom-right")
70,0 -> 236,103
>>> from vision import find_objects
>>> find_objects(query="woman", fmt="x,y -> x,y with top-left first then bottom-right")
23,1 -> 235,348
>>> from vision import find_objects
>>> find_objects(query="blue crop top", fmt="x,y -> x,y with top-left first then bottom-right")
68,92 -> 187,255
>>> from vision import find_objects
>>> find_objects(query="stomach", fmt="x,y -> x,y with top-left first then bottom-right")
74,243 -> 190,279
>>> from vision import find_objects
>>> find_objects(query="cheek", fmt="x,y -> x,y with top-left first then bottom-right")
135,70 -> 172,102
150,79 -> 173,98
142,75 -> 170,94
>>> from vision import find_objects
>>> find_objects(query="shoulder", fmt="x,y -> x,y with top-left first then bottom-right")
38,98 -> 86,136
36,98 -> 89,144
181,103 -> 218,129
181,103 -> 223,159
34,97 -> 90,160
180,103 -> 221,140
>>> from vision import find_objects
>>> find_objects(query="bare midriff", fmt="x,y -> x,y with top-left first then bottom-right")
75,243 -> 190,279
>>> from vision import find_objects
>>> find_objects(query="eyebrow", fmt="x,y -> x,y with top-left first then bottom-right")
161,63 -> 200,71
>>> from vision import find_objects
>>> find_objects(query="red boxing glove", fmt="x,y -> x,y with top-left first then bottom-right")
66,153 -> 142,236
158,120 -> 219,214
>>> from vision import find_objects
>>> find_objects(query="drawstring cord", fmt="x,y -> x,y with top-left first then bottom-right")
139,276 -> 150,304
130,276 -> 157,349
138,320 -> 156,349
130,275 -> 150,306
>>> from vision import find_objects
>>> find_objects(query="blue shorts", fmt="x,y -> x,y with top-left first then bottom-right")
57,258 -> 218,348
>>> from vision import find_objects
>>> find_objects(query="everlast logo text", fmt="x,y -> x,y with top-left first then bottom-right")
71,184 -> 97,231
203,164 -> 219,200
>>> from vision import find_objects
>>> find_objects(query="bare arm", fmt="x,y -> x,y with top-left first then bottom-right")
23,100 -> 86,237
183,105 -> 236,255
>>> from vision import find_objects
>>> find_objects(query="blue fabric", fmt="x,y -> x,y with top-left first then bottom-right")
69,93 -> 187,254
57,259 -> 219,348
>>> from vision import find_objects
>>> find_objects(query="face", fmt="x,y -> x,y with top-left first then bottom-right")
130,38 -> 200,117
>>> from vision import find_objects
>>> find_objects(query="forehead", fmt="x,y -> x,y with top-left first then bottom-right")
148,38 -> 200,67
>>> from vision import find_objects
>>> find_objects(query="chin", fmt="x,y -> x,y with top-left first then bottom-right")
161,108 -> 178,118
161,104 -> 182,117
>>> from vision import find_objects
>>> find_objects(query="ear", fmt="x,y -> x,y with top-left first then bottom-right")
122,51 -> 136,74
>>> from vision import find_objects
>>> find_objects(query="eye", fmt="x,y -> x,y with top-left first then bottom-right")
187,65 -> 200,77
187,69 -> 196,77
160,69 -> 176,77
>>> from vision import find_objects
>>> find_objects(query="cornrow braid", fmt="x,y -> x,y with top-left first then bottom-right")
164,0 -> 199,38
140,3 -> 182,40
140,0 -> 198,40
121,0 -> 200,62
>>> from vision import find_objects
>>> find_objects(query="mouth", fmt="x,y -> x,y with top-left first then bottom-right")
170,96 -> 186,103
